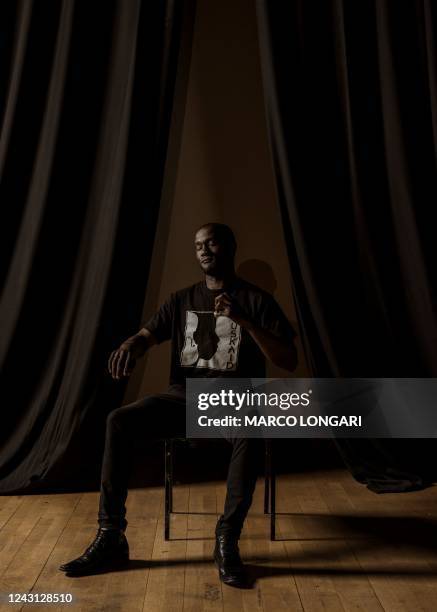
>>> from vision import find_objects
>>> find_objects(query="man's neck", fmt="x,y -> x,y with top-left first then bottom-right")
204,270 -> 236,291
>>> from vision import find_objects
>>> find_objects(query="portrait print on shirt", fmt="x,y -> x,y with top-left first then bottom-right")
180,310 -> 242,371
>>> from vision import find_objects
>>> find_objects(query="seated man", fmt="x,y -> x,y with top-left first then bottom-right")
59,222 -> 298,588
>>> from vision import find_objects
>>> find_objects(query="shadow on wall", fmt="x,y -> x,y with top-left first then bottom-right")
236,259 -> 302,379
237,258 -> 277,295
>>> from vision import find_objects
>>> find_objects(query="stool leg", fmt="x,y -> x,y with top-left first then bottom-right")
270,441 -> 276,541
164,439 -> 171,541
169,439 -> 174,513
264,439 -> 270,514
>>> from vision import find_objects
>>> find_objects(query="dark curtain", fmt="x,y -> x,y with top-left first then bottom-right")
0,0 -> 191,493
256,0 -> 437,492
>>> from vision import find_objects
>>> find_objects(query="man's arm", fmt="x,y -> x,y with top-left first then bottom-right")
243,321 -> 298,372
109,291 -> 176,380
108,327 -> 158,380
214,292 -> 298,373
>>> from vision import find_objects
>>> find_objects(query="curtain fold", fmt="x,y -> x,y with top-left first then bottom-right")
0,0 -> 192,493
256,0 -> 437,492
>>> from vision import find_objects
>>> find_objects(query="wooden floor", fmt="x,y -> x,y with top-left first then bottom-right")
1,468 -> 437,611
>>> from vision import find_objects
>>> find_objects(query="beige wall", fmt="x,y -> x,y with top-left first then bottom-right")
125,0 -> 308,402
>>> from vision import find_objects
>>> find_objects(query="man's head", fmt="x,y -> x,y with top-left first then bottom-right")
194,222 -> 237,277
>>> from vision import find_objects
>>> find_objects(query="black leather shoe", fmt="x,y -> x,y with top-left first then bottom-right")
213,534 -> 247,588
59,528 -> 129,576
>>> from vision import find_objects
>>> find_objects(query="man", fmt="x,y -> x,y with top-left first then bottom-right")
59,222 -> 298,587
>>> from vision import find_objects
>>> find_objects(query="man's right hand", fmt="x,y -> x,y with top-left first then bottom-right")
108,330 -> 156,379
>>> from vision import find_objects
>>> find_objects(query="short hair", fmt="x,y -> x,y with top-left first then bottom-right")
195,222 -> 237,254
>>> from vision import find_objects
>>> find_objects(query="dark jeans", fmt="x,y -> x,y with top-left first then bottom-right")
97,391 -> 263,539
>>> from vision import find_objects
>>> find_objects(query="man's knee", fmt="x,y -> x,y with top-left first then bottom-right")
105,393 -> 184,439
106,395 -> 159,425
105,406 -> 127,432
105,396 -> 151,430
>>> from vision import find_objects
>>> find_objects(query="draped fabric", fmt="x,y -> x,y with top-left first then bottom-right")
256,0 -> 437,492
0,0 -> 190,493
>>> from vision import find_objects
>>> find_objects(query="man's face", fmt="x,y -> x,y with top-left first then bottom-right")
194,227 -> 233,275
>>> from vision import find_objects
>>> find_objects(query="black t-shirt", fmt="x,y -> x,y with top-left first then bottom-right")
142,276 -> 297,393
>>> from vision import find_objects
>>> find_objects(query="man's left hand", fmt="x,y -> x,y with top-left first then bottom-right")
214,293 -> 251,328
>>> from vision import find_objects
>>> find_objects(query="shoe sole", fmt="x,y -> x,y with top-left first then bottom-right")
61,555 -> 130,577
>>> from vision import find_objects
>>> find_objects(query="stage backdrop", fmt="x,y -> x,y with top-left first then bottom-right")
126,0 -> 309,406
256,0 -> 437,492
0,0 -> 194,493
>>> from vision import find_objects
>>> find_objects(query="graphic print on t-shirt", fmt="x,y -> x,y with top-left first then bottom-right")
180,310 -> 242,371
